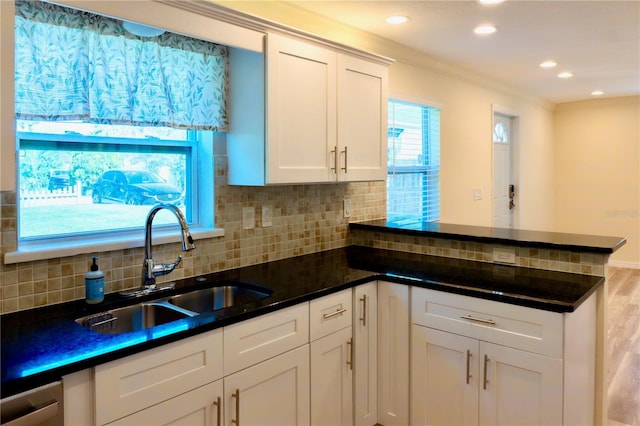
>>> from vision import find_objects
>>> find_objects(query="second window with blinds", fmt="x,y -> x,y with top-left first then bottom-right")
387,99 -> 441,223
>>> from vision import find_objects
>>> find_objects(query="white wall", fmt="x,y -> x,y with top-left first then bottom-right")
554,96 -> 640,267
218,1 -> 557,231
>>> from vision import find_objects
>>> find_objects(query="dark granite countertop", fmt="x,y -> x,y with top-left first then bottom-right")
350,219 -> 627,254
1,246 -> 604,398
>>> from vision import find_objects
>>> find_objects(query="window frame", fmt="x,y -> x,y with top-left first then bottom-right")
387,98 -> 441,223
6,129 -> 221,264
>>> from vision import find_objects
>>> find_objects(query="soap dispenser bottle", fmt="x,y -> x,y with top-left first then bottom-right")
85,256 -> 104,304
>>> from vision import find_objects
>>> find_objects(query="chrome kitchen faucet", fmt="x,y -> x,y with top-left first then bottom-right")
122,203 -> 196,297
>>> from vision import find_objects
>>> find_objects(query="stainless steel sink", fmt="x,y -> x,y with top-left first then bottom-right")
76,281 -> 272,334
76,302 -> 193,335
168,284 -> 272,314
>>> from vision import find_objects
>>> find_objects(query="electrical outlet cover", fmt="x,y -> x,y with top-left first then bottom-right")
242,207 -> 255,230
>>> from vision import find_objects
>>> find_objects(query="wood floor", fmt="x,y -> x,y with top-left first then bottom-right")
607,267 -> 640,426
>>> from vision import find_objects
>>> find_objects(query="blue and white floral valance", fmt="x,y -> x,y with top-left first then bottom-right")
15,0 -> 228,131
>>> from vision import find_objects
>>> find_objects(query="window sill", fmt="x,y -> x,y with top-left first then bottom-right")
4,226 -> 224,265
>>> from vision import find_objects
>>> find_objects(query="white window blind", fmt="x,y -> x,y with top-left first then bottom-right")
387,99 -> 441,222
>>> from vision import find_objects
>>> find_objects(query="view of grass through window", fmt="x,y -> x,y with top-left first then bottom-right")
18,120 -> 191,240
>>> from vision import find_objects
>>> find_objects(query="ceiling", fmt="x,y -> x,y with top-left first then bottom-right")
288,0 -> 640,104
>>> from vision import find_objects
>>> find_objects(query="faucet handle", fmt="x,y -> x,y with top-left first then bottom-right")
152,255 -> 183,277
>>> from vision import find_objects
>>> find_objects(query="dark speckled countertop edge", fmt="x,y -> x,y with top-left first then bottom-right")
1,245 -> 605,399
350,220 -> 627,254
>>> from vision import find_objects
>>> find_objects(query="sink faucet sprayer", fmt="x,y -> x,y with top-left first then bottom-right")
141,203 -> 196,291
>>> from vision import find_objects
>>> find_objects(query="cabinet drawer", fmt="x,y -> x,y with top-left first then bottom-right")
310,289 -> 352,341
95,329 -> 223,425
224,302 -> 309,375
411,287 -> 563,358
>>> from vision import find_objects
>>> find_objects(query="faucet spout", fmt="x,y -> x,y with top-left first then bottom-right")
142,203 -> 196,290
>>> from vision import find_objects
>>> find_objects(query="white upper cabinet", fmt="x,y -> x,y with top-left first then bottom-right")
266,33 -> 337,184
228,32 -> 390,186
336,54 -> 388,182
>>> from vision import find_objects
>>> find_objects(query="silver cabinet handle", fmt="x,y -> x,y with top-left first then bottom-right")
3,400 -> 59,426
341,146 -> 348,173
466,350 -> 472,385
331,146 -> 338,173
347,337 -> 353,370
324,307 -> 347,320
213,396 -> 221,426
360,295 -> 367,326
231,389 -> 240,425
483,355 -> 490,390
461,315 -> 496,325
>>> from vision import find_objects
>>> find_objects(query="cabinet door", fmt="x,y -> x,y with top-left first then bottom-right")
337,54 -> 388,182
225,344 -> 310,426
95,329 -> 223,425
377,281 -> 410,426
106,380 -> 223,426
353,282 -> 378,426
266,32 -> 336,184
310,327 -> 353,426
479,342 -> 563,426
411,325 -> 479,426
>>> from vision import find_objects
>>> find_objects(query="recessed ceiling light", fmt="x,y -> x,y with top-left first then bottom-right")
539,60 -> 558,68
386,15 -> 410,25
479,0 -> 505,4
591,90 -> 604,96
557,71 -> 574,79
474,24 -> 497,35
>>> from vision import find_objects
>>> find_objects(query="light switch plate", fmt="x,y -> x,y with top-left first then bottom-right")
473,187 -> 483,201
242,207 -> 255,230
343,199 -> 351,218
262,205 -> 272,227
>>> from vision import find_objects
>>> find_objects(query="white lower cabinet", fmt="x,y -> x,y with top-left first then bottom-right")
224,344 -> 310,426
377,281 -> 410,426
411,325 -> 563,426
310,326 -> 353,426
309,289 -> 353,426
64,280 -> 597,426
353,282 -> 378,426
411,286 -> 596,426
94,329 -> 224,425
108,380 -> 223,426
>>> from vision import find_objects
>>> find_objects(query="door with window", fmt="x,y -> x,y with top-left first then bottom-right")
492,112 -> 516,228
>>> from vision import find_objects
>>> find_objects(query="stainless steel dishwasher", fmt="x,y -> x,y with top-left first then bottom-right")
1,381 -> 64,426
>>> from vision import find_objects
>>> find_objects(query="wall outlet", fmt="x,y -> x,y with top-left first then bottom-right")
343,198 -> 351,218
242,207 -> 255,230
492,247 -> 516,264
261,205 -> 272,227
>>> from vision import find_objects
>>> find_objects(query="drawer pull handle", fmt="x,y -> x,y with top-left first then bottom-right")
461,315 -> 496,325
466,350 -> 472,385
231,389 -> 240,425
213,396 -> 221,426
347,337 -> 353,370
483,355 -> 490,390
360,295 -> 367,326
324,307 -> 347,320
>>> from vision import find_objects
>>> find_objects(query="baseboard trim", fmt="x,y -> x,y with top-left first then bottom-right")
608,260 -> 640,270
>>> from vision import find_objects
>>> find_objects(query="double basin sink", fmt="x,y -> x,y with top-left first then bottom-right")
76,282 -> 272,335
